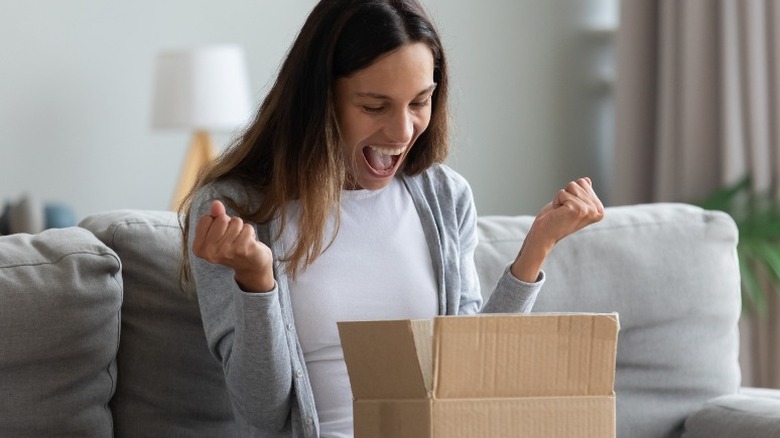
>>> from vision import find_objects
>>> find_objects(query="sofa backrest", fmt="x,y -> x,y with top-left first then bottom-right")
474,202 -> 742,438
80,211 -> 238,438
0,227 -> 121,437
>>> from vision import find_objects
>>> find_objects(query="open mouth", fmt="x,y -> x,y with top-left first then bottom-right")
362,145 -> 407,176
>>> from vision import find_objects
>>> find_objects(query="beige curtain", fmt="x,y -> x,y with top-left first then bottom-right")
613,0 -> 780,388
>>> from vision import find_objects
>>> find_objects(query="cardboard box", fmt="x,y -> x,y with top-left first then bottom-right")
338,313 -> 619,438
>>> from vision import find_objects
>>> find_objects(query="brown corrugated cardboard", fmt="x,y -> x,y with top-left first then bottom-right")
338,313 -> 619,438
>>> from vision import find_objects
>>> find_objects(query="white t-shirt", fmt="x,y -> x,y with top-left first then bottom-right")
282,177 -> 438,437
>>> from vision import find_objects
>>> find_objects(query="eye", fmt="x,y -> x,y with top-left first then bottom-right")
362,105 -> 384,114
410,98 -> 432,109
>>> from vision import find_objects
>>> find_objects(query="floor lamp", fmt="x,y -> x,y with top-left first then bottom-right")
151,45 -> 251,210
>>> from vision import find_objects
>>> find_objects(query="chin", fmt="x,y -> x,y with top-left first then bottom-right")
354,173 -> 395,191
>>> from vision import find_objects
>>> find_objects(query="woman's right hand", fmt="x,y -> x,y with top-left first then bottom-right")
192,200 -> 276,292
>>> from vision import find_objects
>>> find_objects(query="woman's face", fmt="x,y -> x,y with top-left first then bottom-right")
335,42 -> 436,190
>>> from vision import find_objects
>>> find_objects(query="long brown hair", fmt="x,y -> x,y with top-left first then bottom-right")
180,0 -> 450,281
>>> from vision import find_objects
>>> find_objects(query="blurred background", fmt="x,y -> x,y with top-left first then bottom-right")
0,0 -> 617,218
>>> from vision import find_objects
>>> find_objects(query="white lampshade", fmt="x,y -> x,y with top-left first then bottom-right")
152,45 -> 252,132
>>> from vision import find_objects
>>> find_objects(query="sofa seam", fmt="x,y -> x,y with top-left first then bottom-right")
105,269 -> 122,435
99,221 -> 126,436
701,403 -> 780,418
0,250 -> 121,270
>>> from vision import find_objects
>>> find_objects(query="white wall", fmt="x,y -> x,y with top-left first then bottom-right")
0,0 -> 606,219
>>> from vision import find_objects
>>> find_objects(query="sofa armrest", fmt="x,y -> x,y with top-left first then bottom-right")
682,392 -> 780,437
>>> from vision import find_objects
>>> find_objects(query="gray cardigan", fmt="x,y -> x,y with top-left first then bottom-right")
188,164 -> 544,437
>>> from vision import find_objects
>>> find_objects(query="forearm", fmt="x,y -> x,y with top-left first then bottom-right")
223,287 -> 293,428
510,232 -> 553,283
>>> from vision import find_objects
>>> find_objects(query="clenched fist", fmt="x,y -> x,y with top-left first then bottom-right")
192,200 -> 275,292
511,177 -> 604,282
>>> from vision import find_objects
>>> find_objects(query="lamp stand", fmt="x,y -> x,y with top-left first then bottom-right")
171,130 -> 216,210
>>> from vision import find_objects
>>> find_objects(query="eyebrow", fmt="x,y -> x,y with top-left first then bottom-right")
355,83 -> 437,100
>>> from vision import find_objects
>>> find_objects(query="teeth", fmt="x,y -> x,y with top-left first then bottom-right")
369,145 -> 406,156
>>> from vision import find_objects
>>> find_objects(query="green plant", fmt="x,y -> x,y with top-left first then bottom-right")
697,176 -> 780,315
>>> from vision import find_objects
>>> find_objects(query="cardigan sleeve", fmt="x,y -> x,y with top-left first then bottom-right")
481,265 -> 544,313
188,183 -> 294,432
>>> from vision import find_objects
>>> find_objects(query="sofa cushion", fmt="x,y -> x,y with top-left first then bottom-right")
682,393 -> 780,438
475,203 -> 742,438
80,210 -> 238,437
0,227 -> 121,437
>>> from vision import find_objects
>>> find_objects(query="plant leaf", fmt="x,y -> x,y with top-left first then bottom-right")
697,176 -> 751,211
754,242 -> 780,280
693,174 -> 780,316
738,247 -> 767,315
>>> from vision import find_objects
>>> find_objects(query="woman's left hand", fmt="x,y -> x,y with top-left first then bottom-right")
510,177 -> 604,282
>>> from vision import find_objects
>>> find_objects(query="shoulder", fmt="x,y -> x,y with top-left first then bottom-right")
191,178 -> 263,217
403,164 -> 477,224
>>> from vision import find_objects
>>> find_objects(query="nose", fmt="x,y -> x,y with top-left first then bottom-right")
384,109 -> 414,144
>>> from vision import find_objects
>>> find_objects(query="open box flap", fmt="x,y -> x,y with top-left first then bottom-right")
338,319 -> 433,400
432,313 -> 619,399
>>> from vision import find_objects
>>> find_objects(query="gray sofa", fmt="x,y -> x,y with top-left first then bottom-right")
1,203 -> 779,437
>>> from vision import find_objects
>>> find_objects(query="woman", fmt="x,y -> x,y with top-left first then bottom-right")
181,0 -> 604,436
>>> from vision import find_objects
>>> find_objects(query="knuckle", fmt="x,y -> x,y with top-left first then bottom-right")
238,241 -> 253,256
261,244 -> 273,260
